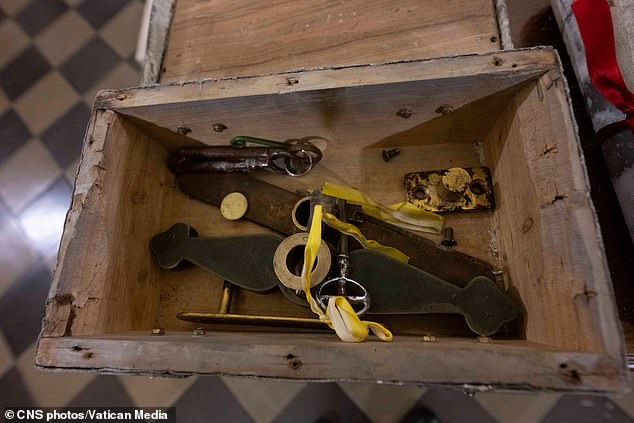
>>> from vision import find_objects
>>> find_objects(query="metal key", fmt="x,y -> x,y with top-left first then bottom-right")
167,146 -> 311,175
168,136 -> 323,176
316,199 -> 371,315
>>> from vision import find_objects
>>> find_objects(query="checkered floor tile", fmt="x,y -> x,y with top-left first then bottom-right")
0,1 -> 632,422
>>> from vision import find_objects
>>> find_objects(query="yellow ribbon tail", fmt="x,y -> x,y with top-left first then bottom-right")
322,182 -> 444,234
322,211 -> 409,263
302,204 -> 393,343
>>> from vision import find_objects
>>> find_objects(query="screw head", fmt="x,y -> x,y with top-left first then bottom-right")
151,328 -> 164,336
396,108 -> 413,119
440,227 -> 457,247
176,126 -> 191,135
212,123 -> 227,132
192,327 -> 206,336
440,238 -> 457,247
381,148 -> 400,162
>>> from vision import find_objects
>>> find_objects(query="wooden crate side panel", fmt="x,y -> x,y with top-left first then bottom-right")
99,50 -> 557,111
536,71 -> 625,362
161,0 -> 500,82
485,73 -> 620,357
41,111 -> 113,338
111,78 -> 527,160
42,112 -> 169,337
36,333 -> 626,392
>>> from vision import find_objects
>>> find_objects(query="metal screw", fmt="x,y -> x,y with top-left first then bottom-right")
440,227 -> 457,247
151,328 -> 164,336
176,126 -> 191,135
382,148 -> 400,162
192,327 -> 206,336
422,335 -> 437,343
396,108 -> 412,119
212,123 -> 227,132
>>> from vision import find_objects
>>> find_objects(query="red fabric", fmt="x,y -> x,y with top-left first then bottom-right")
573,0 -> 634,132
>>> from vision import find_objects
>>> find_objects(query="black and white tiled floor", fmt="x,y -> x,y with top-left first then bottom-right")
0,1 -> 632,421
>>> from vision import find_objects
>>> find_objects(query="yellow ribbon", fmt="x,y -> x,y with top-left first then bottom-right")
321,182 -> 444,234
302,205 -> 393,342
321,211 -> 409,263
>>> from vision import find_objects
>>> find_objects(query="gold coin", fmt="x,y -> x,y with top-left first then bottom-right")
220,192 -> 248,220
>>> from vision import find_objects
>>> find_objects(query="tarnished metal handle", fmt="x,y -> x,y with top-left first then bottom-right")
168,146 -> 311,175
168,138 -> 322,176
230,136 -> 323,176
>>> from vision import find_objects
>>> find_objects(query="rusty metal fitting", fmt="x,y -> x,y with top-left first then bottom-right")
382,148 -> 400,162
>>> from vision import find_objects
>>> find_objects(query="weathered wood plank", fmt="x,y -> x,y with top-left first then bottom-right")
98,50 -> 556,111
36,333 -> 626,392
42,112 -> 170,337
160,0 -> 500,82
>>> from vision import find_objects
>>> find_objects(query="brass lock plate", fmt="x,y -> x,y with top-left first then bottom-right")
404,167 -> 495,213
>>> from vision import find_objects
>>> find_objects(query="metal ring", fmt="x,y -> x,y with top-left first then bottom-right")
291,196 -> 311,231
284,150 -> 314,177
273,233 -> 331,290
316,277 -> 371,316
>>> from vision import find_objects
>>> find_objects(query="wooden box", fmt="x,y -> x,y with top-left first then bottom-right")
36,48 -> 628,392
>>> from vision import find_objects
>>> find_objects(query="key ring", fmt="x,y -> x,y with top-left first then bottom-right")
284,149 -> 314,177
316,276 -> 371,316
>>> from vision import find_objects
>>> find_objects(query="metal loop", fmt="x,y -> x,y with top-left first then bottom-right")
316,276 -> 371,316
284,150 -> 314,177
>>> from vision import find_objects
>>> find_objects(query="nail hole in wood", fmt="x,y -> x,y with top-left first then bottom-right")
213,123 -> 228,132
396,108 -> 413,119
520,217 -> 534,234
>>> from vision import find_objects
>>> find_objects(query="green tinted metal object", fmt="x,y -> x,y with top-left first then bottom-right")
348,249 -> 522,336
150,223 -> 283,292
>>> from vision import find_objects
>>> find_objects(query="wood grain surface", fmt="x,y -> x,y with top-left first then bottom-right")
161,0 -> 500,82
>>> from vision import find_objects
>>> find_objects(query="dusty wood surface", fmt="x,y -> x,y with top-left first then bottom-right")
42,112 -> 171,336
484,68 -> 625,362
142,0 -> 176,85
551,0 -> 634,368
159,0 -> 500,82
99,50 -> 555,111
36,333 -> 626,392
37,49 -> 627,389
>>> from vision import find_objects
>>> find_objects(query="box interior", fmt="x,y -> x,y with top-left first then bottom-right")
43,59 -> 618,370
